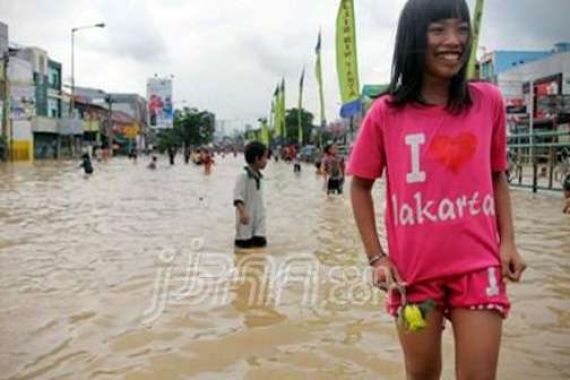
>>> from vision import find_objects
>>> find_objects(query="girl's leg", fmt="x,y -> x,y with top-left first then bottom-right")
449,309 -> 502,380
397,309 -> 444,380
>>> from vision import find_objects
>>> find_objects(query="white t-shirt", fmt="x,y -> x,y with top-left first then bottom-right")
233,168 -> 266,240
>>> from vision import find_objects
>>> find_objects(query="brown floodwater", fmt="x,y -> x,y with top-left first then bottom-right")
0,156 -> 569,379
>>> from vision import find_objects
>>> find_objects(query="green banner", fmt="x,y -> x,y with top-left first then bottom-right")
298,68 -> 304,144
261,119 -> 270,146
269,98 -> 275,135
467,0 -> 485,79
280,79 -> 286,139
336,0 -> 360,104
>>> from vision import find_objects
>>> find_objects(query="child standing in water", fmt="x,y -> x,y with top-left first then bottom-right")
563,174 -> 570,214
203,149 -> 214,175
147,155 -> 157,170
348,0 -> 526,378
233,141 -> 268,249
323,143 -> 344,195
80,152 -> 94,175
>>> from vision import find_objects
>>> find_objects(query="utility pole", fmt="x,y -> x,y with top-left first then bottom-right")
106,94 -> 113,157
70,23 -> 105,116
70,30 -> 74,115
2,52 -> 10,160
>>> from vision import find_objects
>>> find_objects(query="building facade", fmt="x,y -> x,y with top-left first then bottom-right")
480,50 -> 552,83
1,21 -> 9,160
7,54 -> 35,160
108,93 -> 148,151
0,22 -> 7,55
489,44 -> 570,170
47,59 -> 62,118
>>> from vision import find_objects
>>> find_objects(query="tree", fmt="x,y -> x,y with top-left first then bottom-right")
156,128 -> 180,153
285,108 -> 314,145
175,107 -> 215,147
156,107 -> 215,153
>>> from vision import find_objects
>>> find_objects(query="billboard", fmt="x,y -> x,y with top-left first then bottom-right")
146,77 -> 173,129
8,57 -> 35,121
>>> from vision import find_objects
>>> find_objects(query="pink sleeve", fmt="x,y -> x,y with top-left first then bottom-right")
490,88 -> 508,172
347,102 -> 385,179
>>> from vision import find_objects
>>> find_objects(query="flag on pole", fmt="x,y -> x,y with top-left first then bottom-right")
269,98 -> 275,135
315,30 -> 326,129
298,67 -> 305,145
336,0 -> 361,118
273,84 -> 281,137
279,78 -> 286,140
467,0 -> 485,79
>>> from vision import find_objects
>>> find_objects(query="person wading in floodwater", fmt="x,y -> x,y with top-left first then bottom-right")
348,0 -> 526,379
563,174 -> 570,214
167,146 -> 176,165
79,152 -> 94,175
233,141 -> 268,250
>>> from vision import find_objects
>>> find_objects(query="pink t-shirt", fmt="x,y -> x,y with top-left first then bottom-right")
348,82 -> 507,284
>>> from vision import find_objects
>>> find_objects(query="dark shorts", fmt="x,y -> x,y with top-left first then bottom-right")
327,177 -> 343,194
294,163 -> 301,172
235,236 -> 267,249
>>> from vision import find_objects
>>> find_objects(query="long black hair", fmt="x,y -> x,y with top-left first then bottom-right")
387,0 -> 473,112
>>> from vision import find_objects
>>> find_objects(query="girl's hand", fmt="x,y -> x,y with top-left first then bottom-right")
500,241 -> 527,282
372,256 -> 405,291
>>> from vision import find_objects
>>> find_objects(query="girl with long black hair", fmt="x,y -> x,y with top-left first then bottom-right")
348,0 -> 526,378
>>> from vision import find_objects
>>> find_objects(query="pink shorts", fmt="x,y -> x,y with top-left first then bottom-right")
387,266 -> 510,319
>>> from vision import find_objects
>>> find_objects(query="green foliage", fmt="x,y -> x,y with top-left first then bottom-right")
175,107 -> 215,147
156,107 -> 215,152
156,128 -> 180,152
285,108 -> 314,145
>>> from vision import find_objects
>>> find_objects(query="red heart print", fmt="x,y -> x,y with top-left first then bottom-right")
429,132 -> 477,174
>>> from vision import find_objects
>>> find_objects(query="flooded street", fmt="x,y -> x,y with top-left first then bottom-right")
1,156 -> 569,380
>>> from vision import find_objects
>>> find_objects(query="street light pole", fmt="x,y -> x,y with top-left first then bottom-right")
1,51 -> 9,161
70,23 -> 105,116
70,30 -> 74,115
2,51 -> 8,138
105,94 -> 114,157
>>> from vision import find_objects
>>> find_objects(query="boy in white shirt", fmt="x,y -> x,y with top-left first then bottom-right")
233,142 -> 268,248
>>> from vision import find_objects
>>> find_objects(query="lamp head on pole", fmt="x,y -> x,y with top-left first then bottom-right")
72,23 -> 106,33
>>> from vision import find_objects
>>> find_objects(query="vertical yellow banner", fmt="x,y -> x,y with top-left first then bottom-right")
467,0 -> 485,79
336,0 -> 360,105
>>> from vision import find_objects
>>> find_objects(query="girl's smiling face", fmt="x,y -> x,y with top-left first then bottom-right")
424,18 -> 470,81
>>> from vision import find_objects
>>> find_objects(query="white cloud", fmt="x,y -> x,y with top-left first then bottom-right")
1,0 -> 569,131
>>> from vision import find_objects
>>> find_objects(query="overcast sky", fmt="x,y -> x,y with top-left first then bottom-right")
1,0 -> 569,131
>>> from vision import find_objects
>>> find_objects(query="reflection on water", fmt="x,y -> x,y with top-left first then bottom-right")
0,156 -> 569,379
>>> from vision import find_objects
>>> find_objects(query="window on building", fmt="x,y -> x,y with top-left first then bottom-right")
48,98 -> 60,119
50,72 -> 59,88
39,56 -> 46,75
